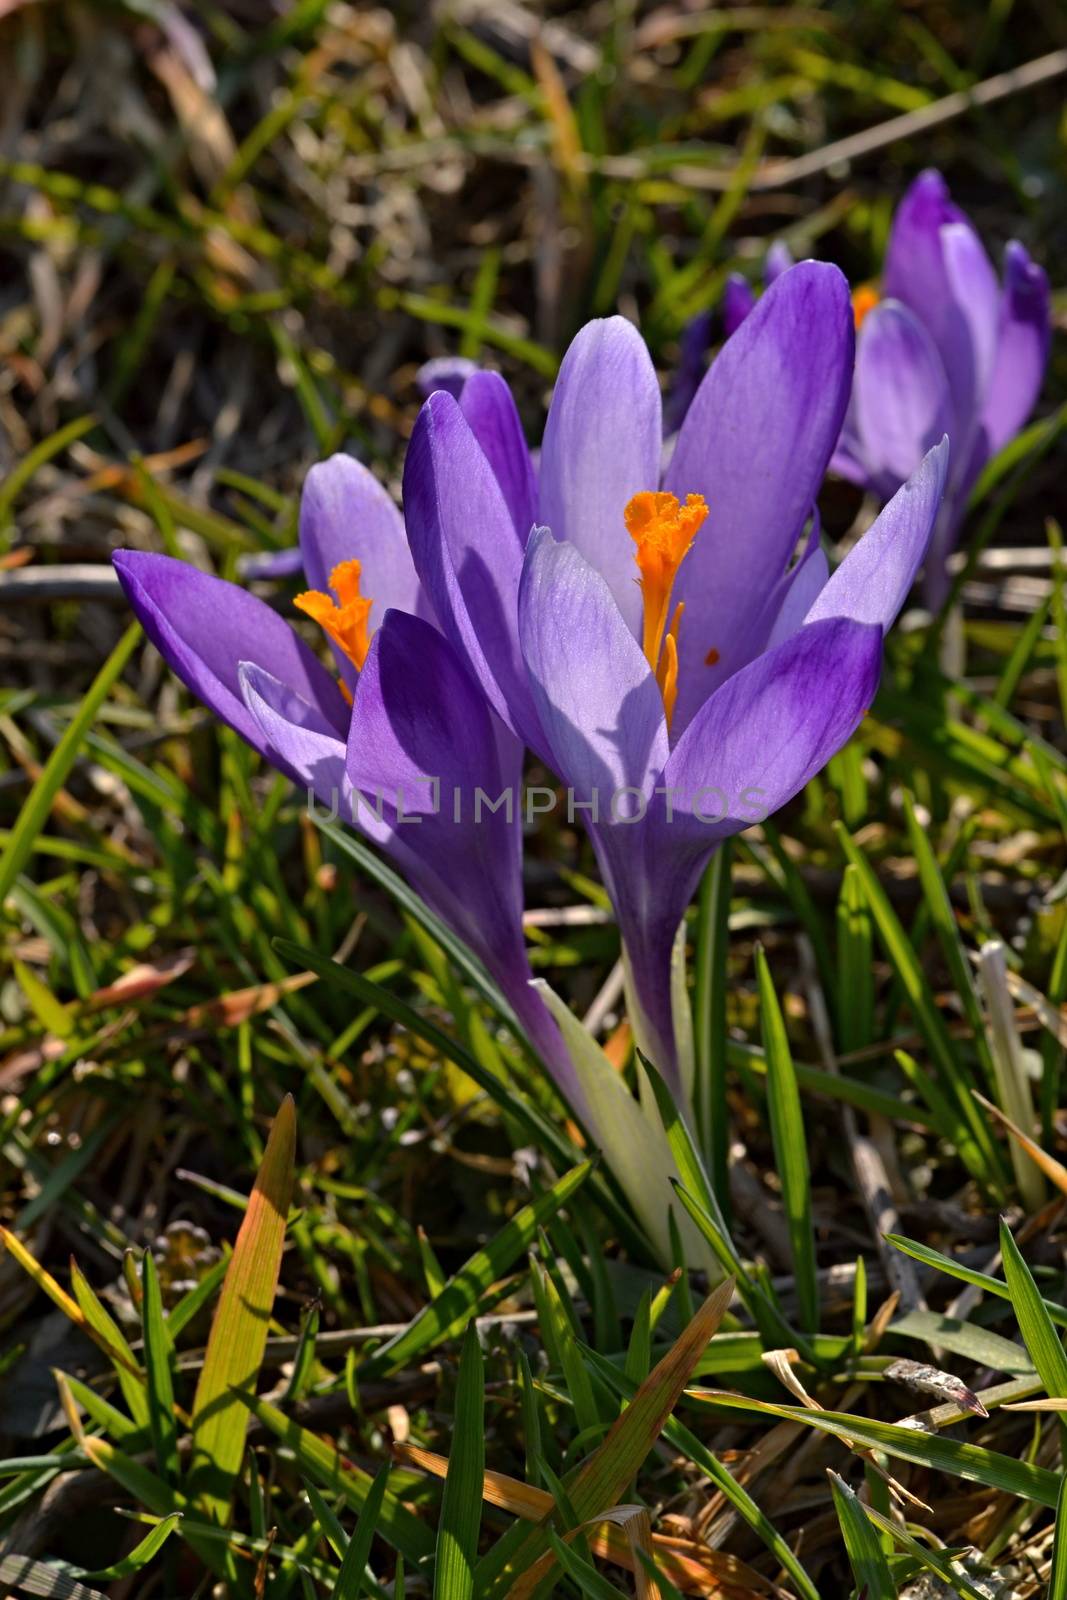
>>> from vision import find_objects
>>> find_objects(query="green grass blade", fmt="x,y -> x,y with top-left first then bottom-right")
834,822 -> 1004,1191
433,1323 -> 484,1600
1051,1470 -> 1067,1600
861,1500 -> 1006,1600
188,1096 -> 296,1522
73,1511 -> 183,1582
756,946 -> 818,1333
332,1463 -> 390,1599
0,624 -> 141,905
70,1261 -> 149,1426
238,1395 -> 434,1566
546,1531 -> 630,1598
692,843 -> 732,1211
828,1471 -> 894,1600
688,1390 -> 1060,1505
884,1231 -> 1067,1327
0,413 -> 96,537
141,1252 -> 180,1486
836,863 -> 873,1055
999,1218 -> 1067,1398
359,1160 -> 593,1380
901,792 -> 995,1092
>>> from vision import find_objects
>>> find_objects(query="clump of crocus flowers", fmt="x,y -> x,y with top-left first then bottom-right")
116,213 -> 1009,1245
722,170 -> 1050,605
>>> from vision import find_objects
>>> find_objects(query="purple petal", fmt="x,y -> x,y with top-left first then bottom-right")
979,241 -> 1051,459
403,392 -> 539,744
518,527 -> 668,808
458,370 -> 539,543
415,355 -> 479,401
851,301 -> 951,494
764,241 -> 795,283
239,662 -> 356,827
665,260 -> 854,734
941,220 -> 1000,411
882,170 -> 997,440
113,551 -> 349,759
883,170 -> 967,310
806,439 -> 949,632
299,456 -> 425,689
623,613 -> 884,1090
830,436 -> 873,489
346,608 -> 582,1104
238,546 -> 305,582
722,274 -> 756,337
659,615 -> 884,848
538,316 -> 662,638
765,535 -> 830,651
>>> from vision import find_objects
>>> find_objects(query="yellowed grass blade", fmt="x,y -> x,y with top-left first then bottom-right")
0,1227 -> 142,1379
188,1094 -> 296,1523
973,1090 -> 1067,1197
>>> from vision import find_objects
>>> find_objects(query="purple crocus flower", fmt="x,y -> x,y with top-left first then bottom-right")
835,171 -> 1049,604
111,457 -> 581,1107
402,262 -> 948,1100
723,175 -> 1050,608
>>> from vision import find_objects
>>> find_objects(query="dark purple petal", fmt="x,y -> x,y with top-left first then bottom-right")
458,370 -> 539,543
883,170 -> 967,310
518,527 -> 668,808
403,391 -> 540,744
112,551 -> 349,759
415,355 -> 478,400
664,310 -> 713,435
850,301 -> 951,494
239,662 -> 356,827
722,274 -> 756,337
979,241 -> 1051,458
665,260 -> 854,734
806,440 -> 948,631
299,455 -> 425,689
538,316 -> 662,638
347,609 -> 582,1105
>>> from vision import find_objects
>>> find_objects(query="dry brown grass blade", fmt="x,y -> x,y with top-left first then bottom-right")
397,1359 -> 774,1596
179,972 -> 318,1030
86,950 -> 197,1008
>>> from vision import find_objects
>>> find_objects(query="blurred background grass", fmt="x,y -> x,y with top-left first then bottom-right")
1,1 -> 1066,1590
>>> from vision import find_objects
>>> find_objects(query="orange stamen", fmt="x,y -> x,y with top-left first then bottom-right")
625,491 -> 708,699
656,601 -> 685,729
294,559 -> 373,674
851,284 -> 880,329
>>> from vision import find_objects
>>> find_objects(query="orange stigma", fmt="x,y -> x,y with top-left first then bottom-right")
851,284 -> 880,329
294,559 -> 373,674
625,489 -> 707,726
